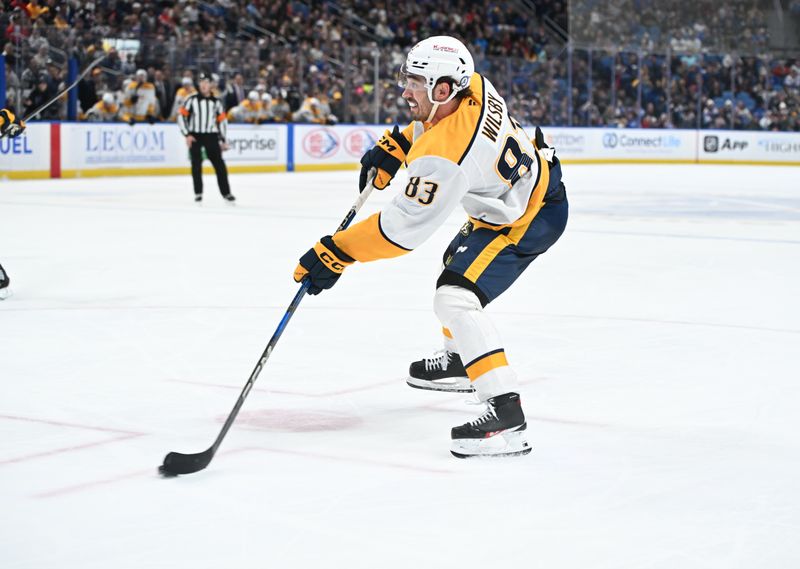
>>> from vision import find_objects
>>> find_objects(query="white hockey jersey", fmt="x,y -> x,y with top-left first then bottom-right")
334,73 -> 551,262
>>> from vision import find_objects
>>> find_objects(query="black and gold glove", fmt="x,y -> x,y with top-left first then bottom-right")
358,125 -> 411,192
293,236 -> 355,295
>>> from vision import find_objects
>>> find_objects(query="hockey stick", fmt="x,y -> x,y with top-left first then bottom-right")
159,177 -> 376,477
21,55 -> 106,123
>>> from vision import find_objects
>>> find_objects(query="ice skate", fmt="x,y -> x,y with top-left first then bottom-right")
407,350 -> 473,393
450,392 -> 531,458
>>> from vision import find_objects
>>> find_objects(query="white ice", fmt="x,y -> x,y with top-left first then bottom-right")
1,164 -> 799,569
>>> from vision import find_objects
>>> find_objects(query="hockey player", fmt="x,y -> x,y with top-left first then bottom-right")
122,69 -> 157,124
1,109 -> 25,299
230,91 -> 262,123
258,93 -> 274,123
268,89 -> 292,123
0,107 -> 26,138
170,76 -> 196,121
291,96 -> 335,124
293,36 -> 568,458
84,92 -> 120,122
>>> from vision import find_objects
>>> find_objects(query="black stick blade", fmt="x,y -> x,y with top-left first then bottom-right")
158,448 -> 214,477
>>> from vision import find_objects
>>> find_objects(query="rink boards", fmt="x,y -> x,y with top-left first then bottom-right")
2,122 -> 799,180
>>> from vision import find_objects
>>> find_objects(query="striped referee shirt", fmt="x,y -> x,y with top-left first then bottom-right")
177,93 -> 227,142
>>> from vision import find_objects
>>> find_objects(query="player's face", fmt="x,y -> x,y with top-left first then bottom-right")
198,79 -> 211,96
401,75 -> 432,121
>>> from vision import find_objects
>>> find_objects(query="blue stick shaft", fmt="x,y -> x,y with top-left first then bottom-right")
209,184 -> 374,455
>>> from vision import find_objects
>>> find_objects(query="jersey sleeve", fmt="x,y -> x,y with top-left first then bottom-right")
333,155 -> 468,262
216,100 -> 227,141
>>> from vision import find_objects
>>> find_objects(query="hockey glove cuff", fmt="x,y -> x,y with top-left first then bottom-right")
294,236 -> 355,295
359,125 -> 412,192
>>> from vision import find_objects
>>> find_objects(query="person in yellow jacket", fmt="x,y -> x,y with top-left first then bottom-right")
291,95 -> 336,124
230,91 -> 262,123
169,76 -> 196,121
0,108 -> 26,138
292,36 -> 568,459
121,69 -> 157,124
84,93 -> 121,122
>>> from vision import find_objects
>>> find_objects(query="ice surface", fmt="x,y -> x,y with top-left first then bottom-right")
1,165 -> 799,568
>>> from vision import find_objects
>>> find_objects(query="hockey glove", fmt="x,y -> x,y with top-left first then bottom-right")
0,109 -> 26,139
358,125 -> 411,192
293,236 -> 355,295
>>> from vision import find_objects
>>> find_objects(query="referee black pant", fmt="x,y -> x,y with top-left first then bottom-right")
189,133 -> 231,197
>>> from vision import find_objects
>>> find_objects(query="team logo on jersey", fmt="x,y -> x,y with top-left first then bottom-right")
343,129 -> 379,158
303,128 -> 340,159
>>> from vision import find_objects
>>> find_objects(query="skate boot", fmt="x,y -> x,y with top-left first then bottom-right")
0,263 -> 10,300
407,350 -> 472,393
450,392 -> 531,458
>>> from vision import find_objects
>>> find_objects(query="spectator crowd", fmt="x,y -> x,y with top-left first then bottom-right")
1,0 -> 798,131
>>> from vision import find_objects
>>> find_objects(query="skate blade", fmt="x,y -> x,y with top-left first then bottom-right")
450,429 -> 531,459
451,446 -> 532,459
406,376 -> 474,393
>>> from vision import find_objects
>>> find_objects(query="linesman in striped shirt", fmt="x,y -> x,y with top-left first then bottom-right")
178,73 -> 235,203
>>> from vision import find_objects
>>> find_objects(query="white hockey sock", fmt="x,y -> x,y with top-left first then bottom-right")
433,285 -> 518,401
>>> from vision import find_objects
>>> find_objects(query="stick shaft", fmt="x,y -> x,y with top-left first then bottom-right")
209,184 -> 375,456
23,56 -> 106,123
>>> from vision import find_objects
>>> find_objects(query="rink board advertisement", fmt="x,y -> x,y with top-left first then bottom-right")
224,124 -> 287,167
3,123 -> 800,180
537,127 -> 697,163
59,123 -> 287,177
698,130 -> 800,164
292,124 -> 384,170
0,123 -> 51,179
60,123 -> 186,175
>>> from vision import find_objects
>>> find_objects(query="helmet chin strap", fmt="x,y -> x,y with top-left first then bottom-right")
425,88 -> 458,123
425,102 -> 440,123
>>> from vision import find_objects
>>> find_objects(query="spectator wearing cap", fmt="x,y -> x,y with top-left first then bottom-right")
122,69 -> 157,124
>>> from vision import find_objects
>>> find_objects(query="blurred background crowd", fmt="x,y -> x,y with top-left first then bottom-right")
1,0 -> 798,130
